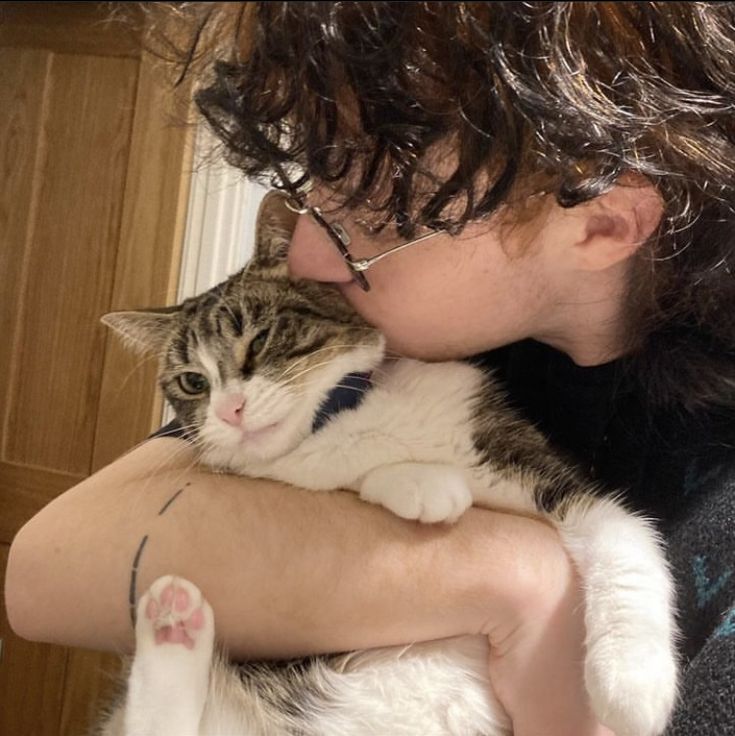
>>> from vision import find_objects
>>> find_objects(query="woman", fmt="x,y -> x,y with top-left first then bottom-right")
7,3 -> 735,734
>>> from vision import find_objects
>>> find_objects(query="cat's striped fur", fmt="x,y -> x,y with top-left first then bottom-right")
98,192 -> 678,736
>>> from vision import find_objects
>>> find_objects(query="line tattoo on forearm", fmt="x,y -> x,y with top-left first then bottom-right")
158,485 -> 187,515
128,535 -> 149,627
128,482 -> 192,627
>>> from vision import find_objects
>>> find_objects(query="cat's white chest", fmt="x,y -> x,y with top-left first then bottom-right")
255,360 -> 484,487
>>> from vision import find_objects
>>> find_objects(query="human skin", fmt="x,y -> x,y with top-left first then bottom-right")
5,182 -> 661,735
9,437 -> 521,656
7,439 -> 609,736
290,179 -> 663,365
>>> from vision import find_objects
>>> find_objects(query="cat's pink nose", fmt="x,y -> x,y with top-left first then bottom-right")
214,393 -> 246,427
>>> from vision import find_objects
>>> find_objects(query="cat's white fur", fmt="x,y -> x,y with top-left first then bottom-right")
106,576 -> 507,736
102,341 -> 678,736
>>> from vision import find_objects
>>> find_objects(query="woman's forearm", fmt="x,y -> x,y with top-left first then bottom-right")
7,437 -> 612,736
6,437 -> 562,659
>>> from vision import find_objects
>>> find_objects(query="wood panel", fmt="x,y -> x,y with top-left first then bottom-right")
3,51 -> 138,475
58,50 -> 194,734
59,648 -> 123,736
0,5 -> 193,734
0,2 -> 142,58
91,52 -> 193,472
0,544 -> 69,736
0,47 -> 49,461
0,461 -> 83,544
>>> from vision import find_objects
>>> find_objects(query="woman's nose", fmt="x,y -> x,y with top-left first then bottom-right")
287,215 -> 354,284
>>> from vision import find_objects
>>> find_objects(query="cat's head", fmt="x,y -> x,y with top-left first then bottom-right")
103,191 -> 385,465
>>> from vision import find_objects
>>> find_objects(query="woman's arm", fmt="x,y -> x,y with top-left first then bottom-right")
6,437 -> 522,655
5,437 -> 608,735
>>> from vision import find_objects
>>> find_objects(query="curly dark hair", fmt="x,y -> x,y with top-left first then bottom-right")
144,1 -> 735,410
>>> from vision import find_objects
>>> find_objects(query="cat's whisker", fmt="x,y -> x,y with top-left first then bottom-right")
278,337 -> 379,371
288,362 -> 389,403
383,350 -> 404,361
110,351 -> 159,397
365,364 -> 390,379
151,417 -> 205,438
331,384 -> 370,394
152,421 -> 202,438
278,344 -> 377,379
136,443 -> 204,499
137,418 -> 206,473
153,417 -> 207,436
303,362 -> 389,388
276,359 -> 348,388
295,378 -> 370,398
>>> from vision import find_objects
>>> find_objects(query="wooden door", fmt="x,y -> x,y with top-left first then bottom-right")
0,3 -> 193,733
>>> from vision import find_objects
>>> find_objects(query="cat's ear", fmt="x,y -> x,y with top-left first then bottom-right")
251,190 -> 298,272
101,307 -> 177,354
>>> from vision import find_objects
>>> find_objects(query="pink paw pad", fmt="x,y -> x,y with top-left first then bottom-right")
155,622 -> 195,649
188,607 -> 205,630
145,579 -> 205,650
145,598 -> 160,621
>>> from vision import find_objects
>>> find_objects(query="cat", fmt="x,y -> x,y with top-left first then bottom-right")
97,191 -> 678,736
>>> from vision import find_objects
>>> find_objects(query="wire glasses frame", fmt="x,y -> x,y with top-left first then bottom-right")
280,189 -> 444,292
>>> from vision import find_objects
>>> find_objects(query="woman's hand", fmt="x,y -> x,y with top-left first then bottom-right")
481,530 -> 616,736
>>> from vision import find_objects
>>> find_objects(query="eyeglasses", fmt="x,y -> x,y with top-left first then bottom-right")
280,189 -> 444,292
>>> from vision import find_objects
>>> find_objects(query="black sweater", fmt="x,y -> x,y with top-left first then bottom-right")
481,340 -> 735,735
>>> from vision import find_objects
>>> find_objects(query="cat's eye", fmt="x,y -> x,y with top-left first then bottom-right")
177,372 -> 209,395
250,329 -> 270,356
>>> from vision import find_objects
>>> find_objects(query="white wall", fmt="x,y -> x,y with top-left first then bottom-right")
177,126 -> 268,301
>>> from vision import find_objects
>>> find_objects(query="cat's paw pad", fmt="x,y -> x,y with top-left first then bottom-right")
585,639 -> 677,736
360,463 -> 473,523
136,575 -> 214,653
128,576 -> 214,726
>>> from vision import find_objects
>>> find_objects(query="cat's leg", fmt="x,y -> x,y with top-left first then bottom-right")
124,575 -> 215,736
557,497 -> 678,736
359,462 -> 474,523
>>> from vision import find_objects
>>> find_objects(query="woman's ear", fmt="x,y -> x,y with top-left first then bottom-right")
567,176 -> 664,272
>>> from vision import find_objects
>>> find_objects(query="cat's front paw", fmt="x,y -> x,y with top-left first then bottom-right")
359,462 -> 473,523
134,575 -> 215,672
126,577 -> 215,734
585,636 -> 678,736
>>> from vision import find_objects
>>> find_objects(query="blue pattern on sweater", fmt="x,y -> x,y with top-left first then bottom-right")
715,606 -> 735,639
693,555 -> 733,609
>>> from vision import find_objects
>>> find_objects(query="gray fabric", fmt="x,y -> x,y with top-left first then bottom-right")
664,461 -> 735,735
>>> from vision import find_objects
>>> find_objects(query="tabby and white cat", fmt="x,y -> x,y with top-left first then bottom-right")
98,192 -> 678,736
